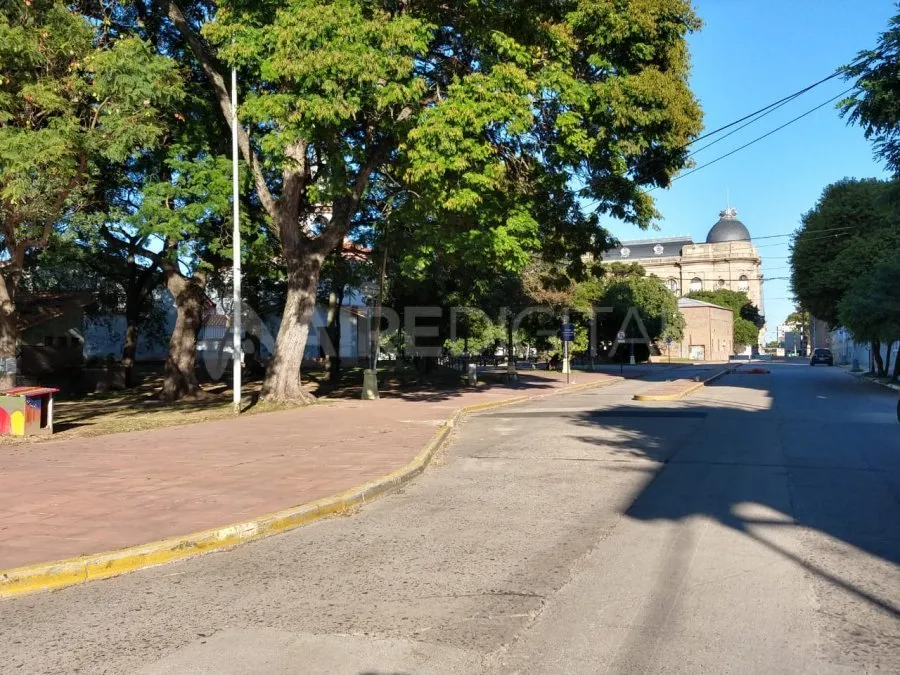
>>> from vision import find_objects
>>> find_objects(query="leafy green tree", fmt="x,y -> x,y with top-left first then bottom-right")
841,10 -> 900,172
137,152 -> 237,400
151,0 -> 703,401
790,178 -> 900,368
599,275 -> 684,363
0,1 -> 182,386
686,289 -> 763,353
838,258 -> 900,378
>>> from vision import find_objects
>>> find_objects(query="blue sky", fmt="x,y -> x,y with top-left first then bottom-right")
602,0 -> 895,339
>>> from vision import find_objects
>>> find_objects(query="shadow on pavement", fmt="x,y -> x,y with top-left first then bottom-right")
569,364 -> 900,622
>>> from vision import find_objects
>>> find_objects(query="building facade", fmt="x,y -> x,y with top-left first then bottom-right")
603,208 -> 765,351
670,297 -> 734,361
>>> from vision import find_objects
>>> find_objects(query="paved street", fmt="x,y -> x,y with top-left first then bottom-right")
1,363 -> 898,674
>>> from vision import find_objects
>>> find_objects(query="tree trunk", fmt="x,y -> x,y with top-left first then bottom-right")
122,317 -> 139,388
883,340 -> 894,377
325,286 -> 344,384
0,309 -> 16,390
893,342 -> 900,381
0,274 -> 18,389
872,339 -> 885,377
158,272 -> 206,402
261,256 -> 322,403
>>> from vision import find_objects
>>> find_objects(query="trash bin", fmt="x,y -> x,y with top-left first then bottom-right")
0,386 -> 59,436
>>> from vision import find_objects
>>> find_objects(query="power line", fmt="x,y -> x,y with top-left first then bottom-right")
668,86 -> 855,185
690,70 -> 843,144
750,225 -> 855,241
579,68 -> 846,209
688,76 -> 843,157
755,231 -> 852,248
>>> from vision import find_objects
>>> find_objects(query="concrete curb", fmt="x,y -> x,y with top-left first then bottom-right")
842,368 -> 900,393
632,365 -> 739,401
0,372 -> 635,599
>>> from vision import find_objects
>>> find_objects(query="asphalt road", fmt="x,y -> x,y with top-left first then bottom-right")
1,363 -> 898,674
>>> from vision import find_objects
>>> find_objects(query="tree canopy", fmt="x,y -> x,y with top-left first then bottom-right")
2,0 -> 708,401
0,0 -> 184,385
153,0 -> 704,400
842,9 -> 900,174
593,272 -> 684,362
790,178 -> 900,327
838,258 -> 900,378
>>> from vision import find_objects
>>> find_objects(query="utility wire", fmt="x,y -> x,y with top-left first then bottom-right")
687,76 -> 842,157
751,225 -> 855,241
755,231 -> 852,248
669,86 -> 855,185
579,69 -> 846,208
689,70 -> 843,144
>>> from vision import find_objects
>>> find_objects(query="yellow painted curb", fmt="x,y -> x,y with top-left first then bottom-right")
632,366 -> 738,401
0,372 -> 628,599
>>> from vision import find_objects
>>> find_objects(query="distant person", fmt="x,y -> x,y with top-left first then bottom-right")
549,354 -> 560,371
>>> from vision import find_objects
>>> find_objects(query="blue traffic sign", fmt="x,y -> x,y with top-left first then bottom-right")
561,323 -> 575,341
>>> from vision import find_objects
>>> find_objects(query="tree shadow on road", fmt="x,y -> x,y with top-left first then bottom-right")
568,365 -> 900,623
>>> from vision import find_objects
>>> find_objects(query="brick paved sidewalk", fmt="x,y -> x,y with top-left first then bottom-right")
0,369 -> 655,572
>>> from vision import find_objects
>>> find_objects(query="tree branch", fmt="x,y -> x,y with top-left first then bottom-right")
156,0 -> 279,220
314,139 -> 392,256
99,225 -> 165,267
20,155 -> 88,254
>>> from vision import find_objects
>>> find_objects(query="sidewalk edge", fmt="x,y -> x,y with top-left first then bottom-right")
0,373 -> 627,599
632,365 -> 738,401
842,367 -> 900,393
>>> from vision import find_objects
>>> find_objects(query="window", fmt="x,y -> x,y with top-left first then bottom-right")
738,274 -> 749,291
690,277 -> 702,292
666,278 -> 678,294
717,278 -> 726,289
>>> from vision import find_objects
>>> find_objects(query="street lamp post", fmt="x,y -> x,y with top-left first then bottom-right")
230,65 -> 242,415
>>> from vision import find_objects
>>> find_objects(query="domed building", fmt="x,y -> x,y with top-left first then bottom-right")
606,207 -> 765,352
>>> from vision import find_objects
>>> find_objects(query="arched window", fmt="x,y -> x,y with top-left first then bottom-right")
666,278 -> 678,294
738,274 -> 749,292
690,277 -> 702,292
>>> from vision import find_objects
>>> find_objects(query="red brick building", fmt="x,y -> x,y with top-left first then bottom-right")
670,297 -> 734,361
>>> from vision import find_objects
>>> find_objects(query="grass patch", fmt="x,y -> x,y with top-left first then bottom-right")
0,373 -> 300,444
0,361 -> 486,443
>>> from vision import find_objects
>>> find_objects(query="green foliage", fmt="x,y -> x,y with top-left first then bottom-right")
205,0 -> 702,275
685,289 -> 763,350
785,308 -> 809,328
841,11 -> 900,172
0,3 -> 183,245
791,178 -> 900,327
597,274 -> 684,362
837,258 -> 900,344
135,150 -> 237,266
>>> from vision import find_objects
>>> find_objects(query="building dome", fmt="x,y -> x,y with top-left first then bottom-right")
706,207 -> 751,243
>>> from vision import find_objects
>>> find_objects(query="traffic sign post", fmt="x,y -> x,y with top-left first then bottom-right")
616,330 -> 626,374
561,320 -> 573,384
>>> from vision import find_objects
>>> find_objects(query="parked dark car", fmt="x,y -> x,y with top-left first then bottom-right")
810,348 -> 834,366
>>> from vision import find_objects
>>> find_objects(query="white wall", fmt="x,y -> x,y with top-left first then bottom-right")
86,296 -> 363,363
830,327 -> 899,371
84,311 -> 175,361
